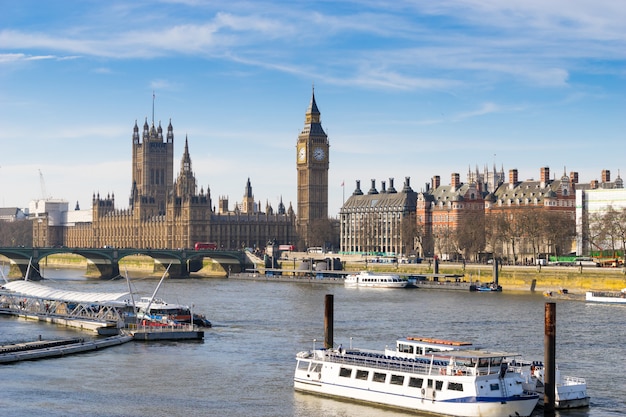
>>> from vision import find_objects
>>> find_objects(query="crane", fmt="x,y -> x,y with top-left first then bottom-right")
39,169 -> 50,200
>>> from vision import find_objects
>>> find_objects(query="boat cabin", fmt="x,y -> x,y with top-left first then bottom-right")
389,337 -> 474,359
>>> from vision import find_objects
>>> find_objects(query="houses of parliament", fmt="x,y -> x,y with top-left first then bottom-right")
31,91 -> 329,251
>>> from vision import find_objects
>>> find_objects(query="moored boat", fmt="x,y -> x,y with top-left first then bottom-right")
585,289 -> 626,304
294,336 -> 539,417
509,360 -> 590,409
344,271 -> 408,288
134,297 -> 212,327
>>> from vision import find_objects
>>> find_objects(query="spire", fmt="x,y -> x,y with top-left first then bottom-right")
307,84 -> 320,116
180,135 -> 192,173
244,177 -> 253,198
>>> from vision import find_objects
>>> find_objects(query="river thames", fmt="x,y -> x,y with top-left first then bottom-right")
1,268 -> 624,417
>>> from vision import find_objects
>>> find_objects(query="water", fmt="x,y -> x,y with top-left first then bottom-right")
1,268 -> 624,416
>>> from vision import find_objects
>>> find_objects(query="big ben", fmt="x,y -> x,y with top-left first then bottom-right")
297,88 -> 329,247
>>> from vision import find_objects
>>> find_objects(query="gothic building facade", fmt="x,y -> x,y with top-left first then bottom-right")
296,89 -> 329,248
33,117 -> 297,251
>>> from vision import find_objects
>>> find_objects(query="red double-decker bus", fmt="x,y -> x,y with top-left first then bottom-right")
194,242 -> 217,250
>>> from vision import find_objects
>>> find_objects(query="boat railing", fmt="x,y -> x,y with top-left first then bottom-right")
323,350 -> 490,376
127,322 -> 197,332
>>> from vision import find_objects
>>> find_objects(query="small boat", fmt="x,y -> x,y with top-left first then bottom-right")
135,297 -> 212,327
585,289 -> 626,304
128,265 -> 211,327
509,360 -> 589,409
294,336 -> 539,417
344,271 -> 408,288
470,282 -> 502,292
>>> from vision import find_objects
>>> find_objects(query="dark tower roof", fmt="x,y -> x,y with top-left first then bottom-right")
307,87 -> 320,116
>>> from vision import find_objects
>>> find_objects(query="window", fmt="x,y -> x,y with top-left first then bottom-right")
297,360 -> 310,370
409,377 -> 423,388
339,367 -> 352,378
373,372 -> 387,383
448,382 -> 463,391
490,383 -> 500,391
435,380 -> 444,390
390,375 -> 405,385
356,370 -> 369,380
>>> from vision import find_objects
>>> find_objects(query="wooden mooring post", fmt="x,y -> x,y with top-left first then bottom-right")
544,302 -> 556,415
324,294 -> 334,349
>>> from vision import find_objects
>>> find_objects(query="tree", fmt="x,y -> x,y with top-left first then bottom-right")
455,212 -> 485,262
0,219 -> 33,246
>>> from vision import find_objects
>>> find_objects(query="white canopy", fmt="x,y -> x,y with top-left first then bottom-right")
1,281 -> 129,304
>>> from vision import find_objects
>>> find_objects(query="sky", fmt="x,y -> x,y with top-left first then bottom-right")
1,0 -> 625,217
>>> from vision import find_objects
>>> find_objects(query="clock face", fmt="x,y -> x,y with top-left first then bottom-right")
298,146 -> 306,162
313,147 -> 325,161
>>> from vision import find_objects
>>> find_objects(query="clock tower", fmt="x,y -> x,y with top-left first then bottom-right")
296,88 -> 329,247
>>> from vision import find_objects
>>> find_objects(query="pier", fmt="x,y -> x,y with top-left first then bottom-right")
0,335 -> 132,364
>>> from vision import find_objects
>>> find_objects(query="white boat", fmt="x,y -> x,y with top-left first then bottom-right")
294,336 -> 539,417
344,271 -> 408,288
509,360 -> 589,409
134,297 -> 211,327
585,289 -> 626,304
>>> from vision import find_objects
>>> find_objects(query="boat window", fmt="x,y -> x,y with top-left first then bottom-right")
490,357 -> 502,366
448,382 -> 463,391
297,360 -> 310,370
356,370 -> 369,380
427,379 -> 433,388
435,380 -> 444,390
373,372 -> 387,383
408,377 -> 423,388
339,367 -> 352,378
311,363 -> 322,373
398,343 -> 414,354
490,383 -> 500,391
390,375 -> 404,385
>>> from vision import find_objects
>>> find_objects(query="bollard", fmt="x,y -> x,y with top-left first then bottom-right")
324,294 -> 334,349
544,302 -> 556,415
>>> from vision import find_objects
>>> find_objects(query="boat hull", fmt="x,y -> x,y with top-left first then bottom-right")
294,378 -> 537,417
585,291 -> 626,303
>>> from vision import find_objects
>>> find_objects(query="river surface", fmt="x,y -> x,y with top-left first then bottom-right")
1,268 -> 624,417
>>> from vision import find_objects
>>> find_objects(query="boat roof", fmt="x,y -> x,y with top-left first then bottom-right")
401,336 -> 474,347
1,280 -> 129,304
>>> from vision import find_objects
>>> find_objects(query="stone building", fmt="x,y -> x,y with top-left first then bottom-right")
33,116 -> 297,250
575,169 -> 625,257
296,89 -> 329,248
340,177 -> 417,255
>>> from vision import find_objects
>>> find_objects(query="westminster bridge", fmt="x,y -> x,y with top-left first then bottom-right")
0,247 -> 254,280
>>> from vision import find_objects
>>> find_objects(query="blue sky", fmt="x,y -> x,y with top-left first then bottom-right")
1,0 -> 624,216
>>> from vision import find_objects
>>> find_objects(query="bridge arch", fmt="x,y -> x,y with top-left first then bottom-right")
0,247 -> 252,280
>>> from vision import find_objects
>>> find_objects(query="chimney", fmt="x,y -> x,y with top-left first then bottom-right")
509,169 -> 518,189
569,171 -> 579,184
590,180 -> 598,190
432,175 -> 441,190
353,180 -> 363,196
540,167 -> 550,187
380,181 -> 387,193
451,173 -> 460,189
368,179 -> 378,195
388,178 -> 397,193
602,170 -> 611,183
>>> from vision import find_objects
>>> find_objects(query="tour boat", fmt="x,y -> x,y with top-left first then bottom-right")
294,336 -> 539,417
344,271 -> 408,288
585,289 -> 626,304
134,297 -> 212,327
508,360 -> 589,409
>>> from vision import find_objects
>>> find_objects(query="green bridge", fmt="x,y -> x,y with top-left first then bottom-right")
0,247 -> 254,280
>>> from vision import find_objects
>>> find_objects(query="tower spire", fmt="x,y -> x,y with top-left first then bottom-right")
152,91 -> 155,125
